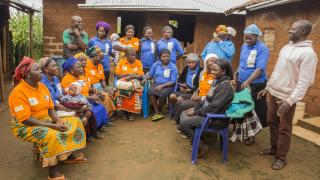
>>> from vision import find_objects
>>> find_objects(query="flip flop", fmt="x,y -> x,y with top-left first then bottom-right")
272,159 -> 286,170
63,156 -> 88,164
48,175 -> 65,180
152,114 -> 165,121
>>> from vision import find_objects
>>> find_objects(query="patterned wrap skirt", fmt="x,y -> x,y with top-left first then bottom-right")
11,115 -> 86,167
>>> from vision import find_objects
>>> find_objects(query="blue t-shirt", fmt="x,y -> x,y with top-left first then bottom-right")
140,38 -> 156,68
156,37 -> 184,63
238,41 -> 270,84
149,61 -> 178,85
41,75 -> 62,105
88,36 -> 112,71
201,40 -> 235,63
186,66 -> 199,88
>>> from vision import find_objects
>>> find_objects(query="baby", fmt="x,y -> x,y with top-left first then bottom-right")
110,33 -> 127,65
60,82 -> 92,126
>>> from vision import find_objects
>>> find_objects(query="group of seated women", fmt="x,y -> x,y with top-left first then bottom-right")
8,24 -> 237,179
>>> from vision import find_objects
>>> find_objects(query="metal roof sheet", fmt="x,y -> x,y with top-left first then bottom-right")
80,0 -> 248,14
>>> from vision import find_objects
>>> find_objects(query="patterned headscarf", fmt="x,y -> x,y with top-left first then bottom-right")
86,46 -> 103,57
74,52 -> 89,60
14,56 -> 35,83
95,21 -> 111,33
215,25 -> 228,34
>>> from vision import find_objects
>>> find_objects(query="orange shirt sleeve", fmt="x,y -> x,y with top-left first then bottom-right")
61,74 -> 72,92
98,65 -> 105,81
41,84 -> 55,110
9,90 -> 31,122
136,60 -> 144,75
115,59 -> 124,75
132,38 -> 139,51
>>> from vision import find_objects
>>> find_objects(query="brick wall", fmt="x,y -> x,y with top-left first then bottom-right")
245,0 -> 320,116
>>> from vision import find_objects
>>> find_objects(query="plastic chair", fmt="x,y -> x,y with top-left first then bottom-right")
191,113 -> 229,164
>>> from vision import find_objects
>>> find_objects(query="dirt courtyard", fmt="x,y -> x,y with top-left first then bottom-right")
0,104 -> 319,180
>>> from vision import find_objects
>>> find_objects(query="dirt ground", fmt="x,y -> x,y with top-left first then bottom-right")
0,103 -> 319,180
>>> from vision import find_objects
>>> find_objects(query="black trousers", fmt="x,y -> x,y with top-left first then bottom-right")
104,71 -> 110,86
236,81 -> 268,127
174,99 -> 197,124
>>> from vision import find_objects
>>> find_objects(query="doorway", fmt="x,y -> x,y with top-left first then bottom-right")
118,11 -> 146,38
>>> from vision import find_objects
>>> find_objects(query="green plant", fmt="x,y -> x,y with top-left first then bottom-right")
9,12 -> 43,67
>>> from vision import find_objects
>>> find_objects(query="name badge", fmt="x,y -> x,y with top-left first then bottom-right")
164,69 -> 171,78
90,70 -> 96,75
134,67 -> 138,72
208,80 -> 213,85
247,50 -> 257,68
100,71 -> 103,74
28,97 -> 39,106
105,44 -> 110,54
14,105 -> 24,112
151,42 -> 155,54
167,42 -> 174,52
122,66 -> 128,71
201,75 -> 204,81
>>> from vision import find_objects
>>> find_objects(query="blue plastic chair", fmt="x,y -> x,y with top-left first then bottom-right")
191,113 -> 229,164
114,76 -> 150,118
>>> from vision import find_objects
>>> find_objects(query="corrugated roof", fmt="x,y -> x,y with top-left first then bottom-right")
225,0 -> 302,15
79,0 -> 248,14
0,0 -> 39,13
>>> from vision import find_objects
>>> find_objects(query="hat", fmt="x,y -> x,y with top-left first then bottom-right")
244,24 -> 262,36
227,27 -> 237,37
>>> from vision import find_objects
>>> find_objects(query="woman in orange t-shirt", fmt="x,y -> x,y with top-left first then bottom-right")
115,47 -> 144,120
9,57 -> 86,180
173,54 -> 218,124
119,25 -> 139,59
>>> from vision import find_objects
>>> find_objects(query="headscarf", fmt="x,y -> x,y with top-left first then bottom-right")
86,46 -> 103,57
62,57 -> 78,72
14,56 -> 35,83
215,25 -> 228,34
244,24 -> 262,36
227,27 -> 237,38
204,54 -> 219,70
95,21 -> 111,33
74,52 -> 89,60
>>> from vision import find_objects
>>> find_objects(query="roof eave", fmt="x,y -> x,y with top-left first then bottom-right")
78,4 -> 201,12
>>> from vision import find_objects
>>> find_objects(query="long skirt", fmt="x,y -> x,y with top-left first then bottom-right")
11,116 -> 86,167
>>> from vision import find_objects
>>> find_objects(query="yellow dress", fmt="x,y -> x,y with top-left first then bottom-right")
9,80 -> 86,167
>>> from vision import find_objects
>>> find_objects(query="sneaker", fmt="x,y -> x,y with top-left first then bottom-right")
106,122 -> 116,127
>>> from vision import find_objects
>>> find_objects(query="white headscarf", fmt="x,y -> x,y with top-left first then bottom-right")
204,53 -> 219,70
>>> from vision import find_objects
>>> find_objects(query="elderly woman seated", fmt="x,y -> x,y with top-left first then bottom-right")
179,59 -> 234,156
169,53 -> 203,111
143,49 -> 178,121
9,57 -> 87,180
174,54 -> 218,125
115,47 -> 144,121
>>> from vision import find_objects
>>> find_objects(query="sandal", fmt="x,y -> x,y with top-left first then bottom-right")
48,175 -> 65,180
99,126 -> 108,132
128,114 -> 135,121
152,114 -> 165,121
260,148 -> 275,155
245,137 -> 255,146
63,156 -> 88,164
272,159 -> 286,170
87,137 -> 96,142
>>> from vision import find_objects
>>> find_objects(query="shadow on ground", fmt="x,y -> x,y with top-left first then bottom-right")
0,105 -> 319,180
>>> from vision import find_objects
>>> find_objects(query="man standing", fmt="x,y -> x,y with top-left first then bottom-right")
258,20 -> 318,170
63,16 -> 88,59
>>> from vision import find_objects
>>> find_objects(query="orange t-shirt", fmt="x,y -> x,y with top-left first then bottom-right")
115,58 -> 144,76
9,80 -> 54,122
61,73 -> 91,96
120,37 -> 139,51
85,59 -> 105,85
198,71 -> 215,97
